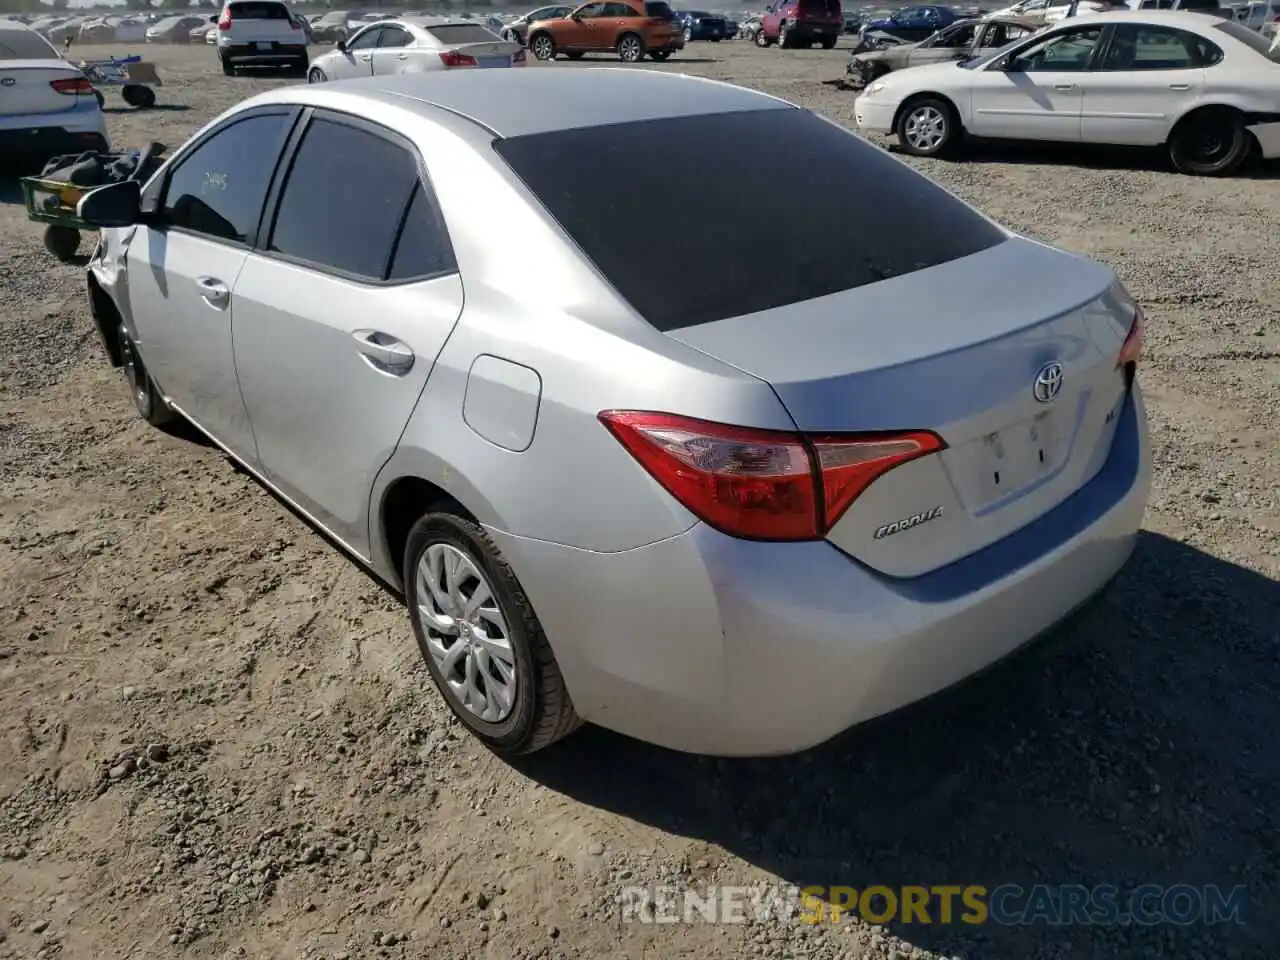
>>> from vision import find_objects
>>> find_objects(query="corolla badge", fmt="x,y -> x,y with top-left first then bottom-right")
1033,361 -> 1064,403
874,505 -> 944,541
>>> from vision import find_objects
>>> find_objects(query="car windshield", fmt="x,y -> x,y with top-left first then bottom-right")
0,28 -> 58,58
959,36 -> 1020,66
493,109 -> 1006,331
427,23 -> 499,42
1214,17 -> 1279,58
229,2 -> 289,18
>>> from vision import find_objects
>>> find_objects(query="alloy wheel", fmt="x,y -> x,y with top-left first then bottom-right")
904,104 -> 946,153
415,543 -> 517,724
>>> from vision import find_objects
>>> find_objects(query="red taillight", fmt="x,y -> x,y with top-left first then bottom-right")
1118,305 -> 1143,370
439,50 -> 478,67
218,15 -> 231,29
290,18 -> 301,29
50,77 -> 92,94
598,411 -> 944,541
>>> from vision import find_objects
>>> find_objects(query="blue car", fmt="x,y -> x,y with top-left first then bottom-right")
859,5 -> 961,43
675,9 -> 731,40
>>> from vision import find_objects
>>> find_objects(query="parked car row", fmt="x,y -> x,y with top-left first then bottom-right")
854,10 -> 1280,177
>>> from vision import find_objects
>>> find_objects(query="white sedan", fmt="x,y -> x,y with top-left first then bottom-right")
855,10 -> 1280,175
307,17 -> 525,82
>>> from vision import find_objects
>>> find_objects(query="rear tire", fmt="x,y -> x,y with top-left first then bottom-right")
529,32 -> 556,60
308,66 -> 326,83
220,55 -> 234,76
821,36 -> 836,49
616,31 -> 644,62
1168,107 -> 1249,176
404,511 -> 581,755
117,323 -> 174,427
895,95 -> 958,158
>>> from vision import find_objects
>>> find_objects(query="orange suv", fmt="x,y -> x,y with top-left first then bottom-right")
527,0 -> 685,62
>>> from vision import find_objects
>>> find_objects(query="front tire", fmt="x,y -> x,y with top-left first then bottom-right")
895,95 -> 957,158
779,23 -> 792,47
1168,108 -> 1249,176
117,323 -> 174,427
616,31 -> 644,62
529,32 -> 556,60
404,512 -> 581,755
650,49 -> 671,60
308,66 -> 326,83
753,28 -> 771,46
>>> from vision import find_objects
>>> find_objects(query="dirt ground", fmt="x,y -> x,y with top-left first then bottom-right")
1,36 -> 1278,960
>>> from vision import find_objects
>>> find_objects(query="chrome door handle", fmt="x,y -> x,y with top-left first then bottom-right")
358,54 -> 371,61
196,276 -> 229,309
352,329 -> 415,375
1053,83 -> 1076,91
1168,83 -> 1191,90
396,53 -> 408,60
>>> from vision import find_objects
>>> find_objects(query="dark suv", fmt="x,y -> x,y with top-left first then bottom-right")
757,0 -> 842,48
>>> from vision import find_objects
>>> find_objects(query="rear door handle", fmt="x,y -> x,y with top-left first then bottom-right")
1053,83 -> 1077,91
196,276 -> 229,309
1168,83 -> 1191,90
396,53 -> 408,60
352,329 -> 415,375
358,53 -> 371,61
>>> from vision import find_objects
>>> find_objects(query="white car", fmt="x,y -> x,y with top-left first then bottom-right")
855,11 -> 1280,175
0,21 -> 108,166
987,0 -> 1111,21
306,18 -> 525,82
215,0 -> 308,75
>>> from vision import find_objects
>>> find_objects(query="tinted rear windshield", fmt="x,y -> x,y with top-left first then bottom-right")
800,0 -> 841,12
229,2 -> 290,18
493,109 -> 1005,331
646,2 -> 676,16
427,23 -> 498,43
0,29 -> 57,58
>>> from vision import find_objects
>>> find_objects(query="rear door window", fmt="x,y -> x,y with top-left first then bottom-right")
266,115 -> 453,282
493,109 -> 1006,331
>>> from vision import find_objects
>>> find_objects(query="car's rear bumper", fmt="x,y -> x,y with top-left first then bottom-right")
787,22 -> 840,39
0,101 -> 109,161
220,41 -> 308,64
490,386 -> 1151,757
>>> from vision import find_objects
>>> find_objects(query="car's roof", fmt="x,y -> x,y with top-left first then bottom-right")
253,68 -> 792,139
1059,8 -> 1230,26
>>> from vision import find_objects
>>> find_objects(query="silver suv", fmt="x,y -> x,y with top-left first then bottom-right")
215,0 -> 309,75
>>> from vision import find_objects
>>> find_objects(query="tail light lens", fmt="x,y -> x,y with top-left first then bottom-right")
50,77 -> 92,94
290,18 -> 301,29
218,14 -> 231,29
598,411 -> 944,541
439,51 -> 478,67
1118,305 -> 1143,371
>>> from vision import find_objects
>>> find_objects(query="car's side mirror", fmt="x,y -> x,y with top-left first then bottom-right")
78,180 -> 142,228
336,38 -> 347,51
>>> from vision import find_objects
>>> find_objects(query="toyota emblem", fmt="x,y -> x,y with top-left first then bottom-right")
1033,361 -> 1064,403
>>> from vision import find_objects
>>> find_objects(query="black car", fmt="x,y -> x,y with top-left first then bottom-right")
675,9 -> 730,39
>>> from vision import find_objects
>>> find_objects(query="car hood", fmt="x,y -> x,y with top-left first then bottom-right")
877,58 -> 964,89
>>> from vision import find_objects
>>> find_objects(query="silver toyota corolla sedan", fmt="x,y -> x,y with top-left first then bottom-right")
80,68 -> 1150,757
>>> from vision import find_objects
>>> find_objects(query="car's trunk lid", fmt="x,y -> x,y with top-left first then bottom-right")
0,60 -> 87,117
665,236 -> 1137,577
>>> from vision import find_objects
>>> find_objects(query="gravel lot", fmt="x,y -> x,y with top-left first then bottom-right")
1,37 -> 1278,960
